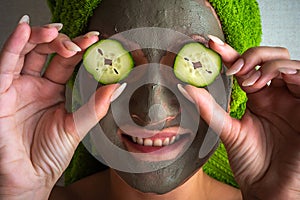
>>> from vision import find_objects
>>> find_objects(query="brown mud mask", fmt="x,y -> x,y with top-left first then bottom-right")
74,0 -> 232,194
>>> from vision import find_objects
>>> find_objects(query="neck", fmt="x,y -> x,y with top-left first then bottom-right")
109,168 -> 210,200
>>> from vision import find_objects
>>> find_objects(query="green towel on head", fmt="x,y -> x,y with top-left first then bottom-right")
47,0 -> 262,187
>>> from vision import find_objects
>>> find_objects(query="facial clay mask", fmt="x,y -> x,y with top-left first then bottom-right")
72,0 -> 232,194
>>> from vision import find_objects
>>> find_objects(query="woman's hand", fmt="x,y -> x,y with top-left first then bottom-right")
0,16 -> 118,200
185,37 -> 300,199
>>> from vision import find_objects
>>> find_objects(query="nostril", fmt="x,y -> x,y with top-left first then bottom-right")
130,104 -> 167,129
130,103 -> 181,130
148,104 -> 167,124
129,83 -> 181,129
131,113 -> 151,127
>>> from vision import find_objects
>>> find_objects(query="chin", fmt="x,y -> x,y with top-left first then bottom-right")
117,136 -> 218,194
101,116 -> 218,194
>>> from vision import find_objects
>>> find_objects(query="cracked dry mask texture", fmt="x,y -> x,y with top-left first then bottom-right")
87,0 -> 231,194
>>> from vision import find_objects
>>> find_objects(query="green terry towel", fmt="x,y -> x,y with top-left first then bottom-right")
47,0 -> 262,188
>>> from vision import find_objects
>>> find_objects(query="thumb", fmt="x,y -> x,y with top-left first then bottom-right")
184,85 -> 239,145
66,84 -> 120,141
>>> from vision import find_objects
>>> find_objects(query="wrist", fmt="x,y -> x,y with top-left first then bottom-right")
242,189 -> 299,200
1,191 -> 51,200
0,185 -> 53,200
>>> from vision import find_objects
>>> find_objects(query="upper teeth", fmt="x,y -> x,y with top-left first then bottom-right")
132,135 -> 180,147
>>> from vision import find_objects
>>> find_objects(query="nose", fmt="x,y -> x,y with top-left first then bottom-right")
129,83 -> 181,129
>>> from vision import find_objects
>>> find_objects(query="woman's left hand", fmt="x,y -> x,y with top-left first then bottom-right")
185,40 -> 300,199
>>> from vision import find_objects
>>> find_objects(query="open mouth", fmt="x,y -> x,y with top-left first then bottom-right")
118,127 -> 192,162
122,133 -> 188,150
130,134 -> 180,147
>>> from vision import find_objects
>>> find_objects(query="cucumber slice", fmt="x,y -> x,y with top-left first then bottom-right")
83,39 -> 134,84
174,42 -> 222,87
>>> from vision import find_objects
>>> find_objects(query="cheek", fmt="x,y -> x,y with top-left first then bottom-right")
131,49 -> 148,66
160,51 -> 177,68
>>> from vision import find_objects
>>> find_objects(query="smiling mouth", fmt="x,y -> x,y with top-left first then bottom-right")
118,126 -> 192,160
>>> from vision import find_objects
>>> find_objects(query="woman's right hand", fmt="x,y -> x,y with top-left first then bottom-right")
0,16 -> 118,200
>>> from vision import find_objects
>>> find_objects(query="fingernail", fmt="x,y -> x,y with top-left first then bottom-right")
177,84 -> 195,103
242,71 -> 261,87
44,23 -> 63,31
278,68 -> 298,75
208,35 -> 224,46
226,58 -> 244,76
83,31 -> 100,39
18,15 -> 30,24
111,83 -> 127,102
63,40 -> 82,52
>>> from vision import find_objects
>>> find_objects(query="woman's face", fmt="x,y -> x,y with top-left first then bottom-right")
79,0 -> 232,194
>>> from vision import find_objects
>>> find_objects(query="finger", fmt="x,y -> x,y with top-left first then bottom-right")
22,45 -> 54,77
22,32 -> 79,77
48,33 -> 82,58
280,61 -> 300,97
65,84 -> 119,141
184,85 -> 240,144
279,60 -> 300,84
43,32 -> 99,84
21,24 -> 62,76
224,47 -> 290,94
242,60 -> 300,94
0,20 -> 31,93
283,71 -> 300,85
234,47 -> 290,76
208,35 -> 240,68
208,36 -> 258,93
21,24 -> 62,55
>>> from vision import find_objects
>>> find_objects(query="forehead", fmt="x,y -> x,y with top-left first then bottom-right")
87,0 -> 224,40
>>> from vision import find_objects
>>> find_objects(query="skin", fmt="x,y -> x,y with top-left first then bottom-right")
86,0 -> 232,194
203,43 -> 300,199
0,1 -> 299,200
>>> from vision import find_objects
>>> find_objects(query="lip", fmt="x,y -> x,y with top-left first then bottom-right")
118,126 -> 193,162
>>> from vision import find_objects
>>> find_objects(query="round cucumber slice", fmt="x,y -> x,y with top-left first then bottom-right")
174,42 -> 222,87
83,39 -> 134,84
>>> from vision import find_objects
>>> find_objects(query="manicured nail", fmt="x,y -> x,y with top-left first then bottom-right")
278,68 -> 298,75
208,35 -> 224,46
177,84 -> 195,103
111,83 -> 127,102
84,31 -> 100,39
18,15 -> 30,24
226,58 -> 244,76
44,23 -> 63,31
242,71 -> 261,87
63,40 -> 82,52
